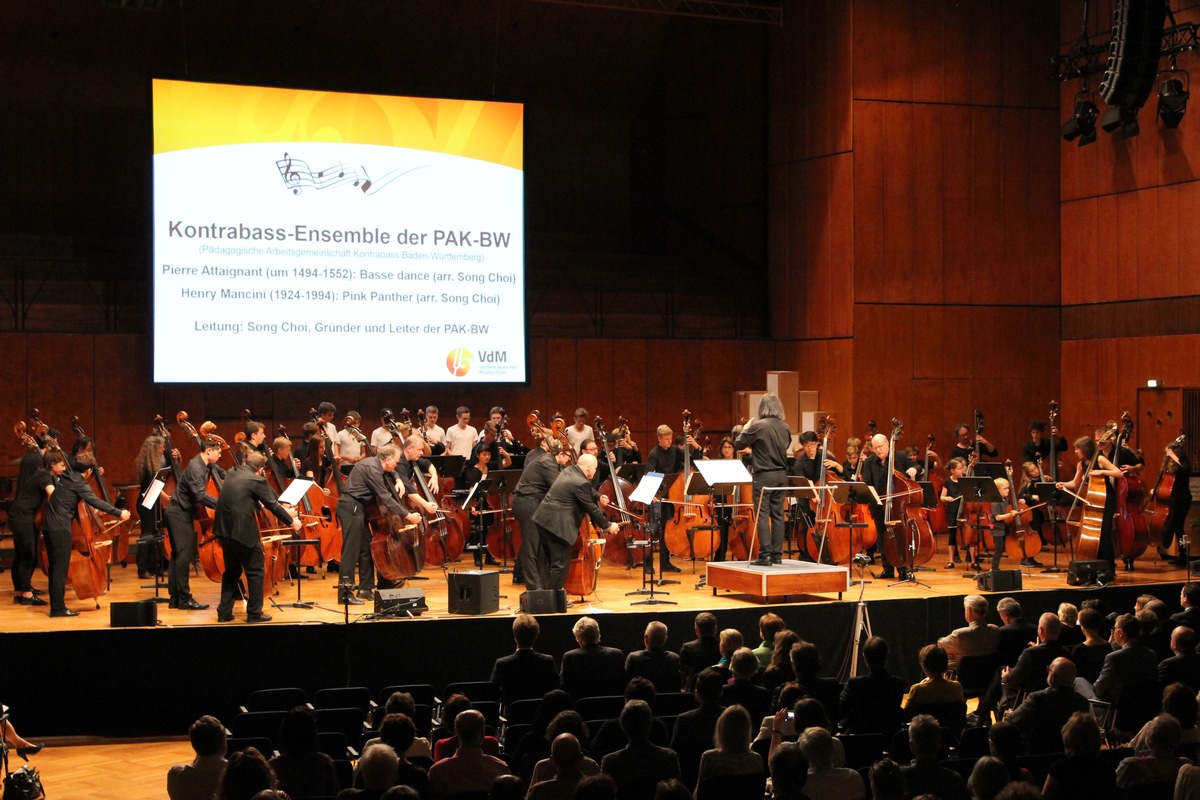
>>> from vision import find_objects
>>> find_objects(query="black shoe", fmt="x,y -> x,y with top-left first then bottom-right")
660,561 -> 682,573
770,554 -> 783,564
178,598 -> 209,610
306,565 -> 317,574
898,568 -> 912,581
512,575 -> 526,585
752,557 -> 772,567
247,613 -> 272,623
217,613 -> 234,622
484,555 -> 500,566
14,595 -> 47,606
168,598 -> 179,609
16,743 -> 43,761
356,589 -> 374,600
50,608 -> 79,618
327,560 -> 340,572
879,568 -> 896,579
31,588 -> 44,596
342,594 -> 365,605
970,562 -> 983,573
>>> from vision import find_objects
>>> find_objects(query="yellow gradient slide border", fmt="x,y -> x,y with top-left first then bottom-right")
153,79 -> 522,170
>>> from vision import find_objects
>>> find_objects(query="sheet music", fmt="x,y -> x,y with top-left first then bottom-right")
278,478 -> 315,505
141,479 -> 165,510
630,472 -> 665,505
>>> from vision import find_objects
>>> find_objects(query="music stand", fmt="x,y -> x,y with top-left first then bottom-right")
616,464 -> 647,484
272,536 -> 321,610
626,471 -> 676,604
959,476 -> 1003,578
831,482 -> 875,585
1033,481 -> 1073,573
138,475 -> 171,604
486,469 -> 524,574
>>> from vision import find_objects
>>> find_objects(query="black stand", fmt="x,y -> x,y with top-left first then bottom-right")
1033,482 -> 1073,573
958,476 -> 1003,579
627,500 -> 676,605
834,482 -> 874,586
271,538 -> 321,610
138,528 -> 172,604
487,469 -> 524,575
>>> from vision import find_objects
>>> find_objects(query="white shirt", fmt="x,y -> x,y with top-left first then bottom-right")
424,424 -> 446,444
370,426 -> 394,449
567,424 -> 593,454
337,428 -> 363,459
445,424 -> 478,458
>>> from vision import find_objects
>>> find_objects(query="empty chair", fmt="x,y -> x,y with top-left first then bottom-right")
575,695 -> 626,722
442,681 -> 500,705
838,733 -> 885,770
315,707 -> 369,750
957,725 -> 991,759
313,686 -> 373,715
332,759 -> 354,792
955,653 -> 1000,700
226,736 -> 276,757
242,687 -> 307,713
654,692 -> 699,717
473,700 -> 503,729
380,683 -> 436,708
316,730 -> 358,761
504,698 -> 543,726
230,710 -> 286,742
503,722 -> 533,754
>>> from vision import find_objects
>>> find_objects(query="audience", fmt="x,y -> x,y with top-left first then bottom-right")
432,693 -> 501,761
868,758 -> 905,800
529,712 -> 598,785
712,628 -> 745,679
1159,626 -> 1200,691
527,733 -> 588,800
589,677 -> 670,761
339,744 -> 399,800
996,612 -> 1067,715
269,706 -> 339,799
1128,682 -> 1200,753
168,715 -> 228,800
1171,584 -> 1200,629
696,705 -> 762,784
995,598 -> 1037,668
796,726 -> 862,800
838,635 -> 904,737
599,700 -> 681,800
1141,600 -> 1174,662
967,756 -> 1010,800
938,594 -> 1000,671
900,714 -> 968,800
363,693 -> 432,760
767,741 -> 809,800
427,709 -> 510,800
574,773 -> 619,800
1116,714 -> 1189,792
562,617 -> 627,700
1057,602 -> 1083,648
1042,711 -> 1115,800
903,644 -> 965,725
356,714 -> 428,797
490,613 -> 560,707
651,778 -> 691,800
1069,607 -> 1111,686
752,612 -> 787,669
679,612 -> 721,692
720,648 -> 771,722
1093,612 -> 1158,704
786,640 -> 840,722
219,747 -> 279,800
1003,656 -> 1090,754
625,621 -> 684,693
669,667 -> 725,790
986,722 -> 1034,785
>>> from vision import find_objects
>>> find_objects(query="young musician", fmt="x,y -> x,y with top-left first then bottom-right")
444,407 -> 477,458
1158,441 -> 1193,566
566,409 -> 594,455
1020,420 -> 1067,467
1016,462 -> 1045,567
645,424 -> 699,573
370,408 -> 399,450
843,437 -> 863,477
987,478 -> 1017,572
950,423 -> 998,462
213,452 -> 302,623
461,446 -> 499,568
316,401 -> 339,458
164,439 -> 224,611
940,457 -> 967,569
134,434 -> 175,580
9,443 -> 56,605
337,412 -> 367,473
734,394 -> 792,567
421,405 -> 447,454
1056,435 -> 1124,573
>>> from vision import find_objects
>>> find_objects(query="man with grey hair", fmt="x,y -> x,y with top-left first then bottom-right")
533,453 -> 620,594
1004,656 -> 1090,753
938,594 -> 1000,671
562,616 -> 627,699
358,743 -> 402,792
734,393 -> 792,566
626,620 -> 684,693
997,612 -> 1068,715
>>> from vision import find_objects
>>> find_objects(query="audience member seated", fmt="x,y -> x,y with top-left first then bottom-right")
529,715 -> 600,785
427,710 -> 510,800
269,706 -> 339,799
339,744 -> 400,800
767,741 -> 809,800
652,777 -> 691,800
696,705 -> 762,784
625,621 -> 684,694
1093,613 -> 1158,704
355,715 -> 428,797
517,705 -> 587,785
763,630 -> 801,703
1158,626 -> 1200,691
562,617 -> 627,700
431,694 -> 500,761
938,594 -> 1001,672
219,747 -> 280,800
1041,711 -> 1115,800
1116,714 -> 1190,793
508,690 -> 575,783
967,756 -> 1011,800
1057,603 -> 1084,648
490,613 -> 560,708
996,612 -> 1068,716
670,668 -> 725,790
1140,600 -> 1174,662
1128,682 -> 1200,754
528,733 -> 589,800
679,612 -> 722,692
720,648 -> 771,722
903,645 -> 965,725
380,787 -> 420,800
1170,584 -> 1200,630
1175,763 -> 1200,800
752,612 -> 787,669
796,726 -> 862,800
764,697 -> 845,768
711,628 -> 744,681
995,598 -> 1037,668
987,722 -> 1035,785
364,693 -> 432,760
589,678 -> 670,762
1004,657 -> 1090,754
168,714 -> 228,800
899,714 -> 968,800
600,700 -> 681,800
487,775 -> 522,800
838,635 -> 904,737
575,773 -> 619,800
787,640 -> 840,723
1069,607 -> 1112,687
868,758 -> 905,800
994,783 -> 1042,800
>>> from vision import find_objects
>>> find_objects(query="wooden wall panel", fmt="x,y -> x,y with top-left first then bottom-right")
0,333 -> 30,473
26,334 -> 95,450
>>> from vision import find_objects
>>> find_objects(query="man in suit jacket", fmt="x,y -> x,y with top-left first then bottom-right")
1159,626 -> 1200,690
490,613 -> 560,707
214,452 -> 301,623
998,612 -> 1070,713
1170,584 -> 1200,630
532,454 -> 619,592
600,700 -> 681,800
995,597 -> 1038,667
1005,657 -> 1091,754
838,635 -> 905,738
626,621 -> 684,693
670,668 -> 724,790
562,616 -> 627,700
720,648 -> 771,723
937,594 -> 1001,671
679,612 -> 722,692
1094,613 -> 1160,703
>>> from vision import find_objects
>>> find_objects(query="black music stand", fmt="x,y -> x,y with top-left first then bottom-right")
831,482 -> 874,586
1033,481 -> 1074,573
463,476 -> 496,567
427,455 -> 466,484
959,476 -> 1002,578
272,536 -> 321,610
612,464 -> 650,570
138,472 -> 172,604
686,465 -> 750,589
627,472 -> 677,604
487,469 -> 524,574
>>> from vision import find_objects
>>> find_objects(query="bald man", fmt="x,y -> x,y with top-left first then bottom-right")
532,453 -> 620,593
859,432 -> 917,580
625,621 -> 684,693
1004,656 -> 1091,754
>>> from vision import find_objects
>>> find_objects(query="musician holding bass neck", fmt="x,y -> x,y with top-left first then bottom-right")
336,443 -> 419,604
9,435 -> 57,606
734,394 -> 791,567
646,424 -> 702,573
1056,435 -> 1124,573
860,433 -> 917,580
164,439 -> 224,611
512,438 -> 572,591
950,423 -> 997,461
531,453 -> 619,593
213,451 -> 302,623
1020,420 -> 1067,468
1158,441 -> 1192,566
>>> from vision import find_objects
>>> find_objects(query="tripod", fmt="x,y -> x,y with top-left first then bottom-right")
838,558 -> 874,681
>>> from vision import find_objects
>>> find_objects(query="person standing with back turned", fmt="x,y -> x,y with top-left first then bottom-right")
734,394 -> 791,567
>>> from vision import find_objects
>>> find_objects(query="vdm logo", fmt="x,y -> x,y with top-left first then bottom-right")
446,348 -> 474,377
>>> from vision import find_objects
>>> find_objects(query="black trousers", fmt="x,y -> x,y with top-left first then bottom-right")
512,495 -> 543,590
753,470 -> 787,557
9,518 -> 38,593
336,496 -> 373,591
1163,496 -> 1194,550
163,505 -> 199,601
42,526 -> 72,613
540,525 -> 571,591
217,537 -> 264,617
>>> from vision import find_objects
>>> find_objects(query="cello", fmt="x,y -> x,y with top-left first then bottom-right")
565,416 -> 623,599
1146,431 -> 1186,554
1113,414 -> 1148,569
1003,460 -> 1046,562
805,416 -> 850,564
353,421 -> 426,579
880,419 -> 936,573
924,434 -> 948,536
177,411 -> 228,584
662,411 -> 714,560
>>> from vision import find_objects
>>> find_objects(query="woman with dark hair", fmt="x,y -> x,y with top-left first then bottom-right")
902,645 -> 964,719
1042,712 -> 1114,800
762,630 -> 800,703
220,747 -> 283,800
1056,433 -> 1124,573
268,706 -> 338,798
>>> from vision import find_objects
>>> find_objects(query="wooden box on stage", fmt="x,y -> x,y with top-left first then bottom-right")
705,560 -> 848,602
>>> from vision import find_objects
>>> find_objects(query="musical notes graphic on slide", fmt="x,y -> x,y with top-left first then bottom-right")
275,152 -> 428,197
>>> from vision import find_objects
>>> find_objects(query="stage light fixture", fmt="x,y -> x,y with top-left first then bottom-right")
1099,105 -> 1140,138
1158,73 -> 1190,128
1062,93 -> 1099,145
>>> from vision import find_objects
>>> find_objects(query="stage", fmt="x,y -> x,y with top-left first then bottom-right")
1,540 -> 1191,739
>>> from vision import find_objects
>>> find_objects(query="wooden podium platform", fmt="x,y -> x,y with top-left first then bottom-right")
705,559 -> 849,603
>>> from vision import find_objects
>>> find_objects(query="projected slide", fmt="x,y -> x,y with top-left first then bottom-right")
151,79 -> 525,383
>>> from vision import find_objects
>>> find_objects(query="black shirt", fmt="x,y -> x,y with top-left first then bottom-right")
9,468 -> 52,523
1020,436 -> 1068,466
44,469 -> 121,531
734,417 -> 791,474
168,454 -> 223,514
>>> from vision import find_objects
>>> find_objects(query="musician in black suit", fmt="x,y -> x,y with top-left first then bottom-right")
164,439 -> 224,611
734,394 -> 792,567
490,613 -> 560,706
860,432 -> 917,579
531,453 -> 619,593
512,440 -> 572,591
214,452 -> 301,623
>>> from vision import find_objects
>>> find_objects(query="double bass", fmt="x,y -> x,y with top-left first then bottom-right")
923,435 -> 948,535
389,412 -> 465,568
880,419 -> 936,573
1145,431 -> 1186,551
1040,401 -> 1075,550
71,416 -> 131,568
1003,460 -> 1045,562
351,420 -> 425,580
1113,414 -> 1148,568
837,420 -> 879,552
1062,424 -> 1119,564
662,411 -> 715,560
176,412 -> 230,584
805,416 -> 850,564
565,416 -> 620,599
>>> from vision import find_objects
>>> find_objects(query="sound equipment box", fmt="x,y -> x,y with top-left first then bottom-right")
447,570 -> 500,616
520,589 -> 567,614
373,587 -> 428,616
976,569 -> 1023,592
110,599 -> 158,627
1067,560 -> 1115,586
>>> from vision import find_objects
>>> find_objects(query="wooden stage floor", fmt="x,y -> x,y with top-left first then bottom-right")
3,539 -> 1190,632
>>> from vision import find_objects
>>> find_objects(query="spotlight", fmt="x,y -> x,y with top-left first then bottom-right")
1062,94 -> 1099,146
1099,105 -> 1140,139
1158,74 -> 1189,129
